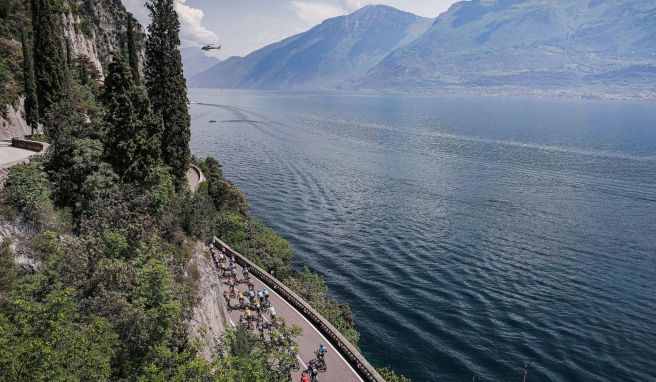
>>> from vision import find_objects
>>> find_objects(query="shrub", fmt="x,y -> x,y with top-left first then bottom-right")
378,367 -> 413,382
209,179 -> 250,217
2,160 -> 53,221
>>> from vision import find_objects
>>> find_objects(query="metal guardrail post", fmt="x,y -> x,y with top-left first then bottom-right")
213,236 -> 386,382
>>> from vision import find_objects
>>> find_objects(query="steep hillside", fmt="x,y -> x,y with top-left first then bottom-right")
0,0 -> 145,139
360,0 -> 656,94
191,5 -> 433,89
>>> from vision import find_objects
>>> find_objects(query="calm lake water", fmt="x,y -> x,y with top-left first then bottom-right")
188,89 -> 656,382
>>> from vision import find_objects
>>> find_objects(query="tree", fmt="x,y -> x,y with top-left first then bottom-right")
102,56 -> 162,183
30,0 -> 68,122
126,15 -> 141,85
144,0 -> 191,188
21,28 -> 38,133
209,179 -> 250,217
0,289 -> 117,382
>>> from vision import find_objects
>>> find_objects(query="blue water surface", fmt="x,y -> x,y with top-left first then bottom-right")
189,89 -> 656,382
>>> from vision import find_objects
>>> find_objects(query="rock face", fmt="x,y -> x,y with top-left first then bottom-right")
62,0 -> 147,79
0,0 -> 145,139
191,5 -> 433,89
187,242 -> 229,361
0,98 -> 33,140
61,12 -> 104,77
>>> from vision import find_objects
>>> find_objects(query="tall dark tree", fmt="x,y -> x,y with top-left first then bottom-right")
126,15 -> 140,85
102,56 -> 162,183
30,0 -> 68,122
21,28 -> 38,133
144,0 -> 190,188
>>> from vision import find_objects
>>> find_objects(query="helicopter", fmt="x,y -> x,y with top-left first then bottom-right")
202,44 -> 221,51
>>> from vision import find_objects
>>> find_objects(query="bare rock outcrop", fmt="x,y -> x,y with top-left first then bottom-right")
187,242 -> 230,361
0,98 -> 33,140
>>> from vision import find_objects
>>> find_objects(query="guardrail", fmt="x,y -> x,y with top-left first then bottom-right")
188,164 -> 206,193
213,236 -> 386,382
11,138 -> 49,153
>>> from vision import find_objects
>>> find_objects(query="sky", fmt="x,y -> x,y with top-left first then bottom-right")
121,0 -> 461,59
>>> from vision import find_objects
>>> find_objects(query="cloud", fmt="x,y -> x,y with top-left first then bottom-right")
174,0 -> 219,46
289,0 -> 364,25
121,0 -> 218,46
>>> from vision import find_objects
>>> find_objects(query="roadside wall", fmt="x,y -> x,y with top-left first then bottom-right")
187,242 -> 230,360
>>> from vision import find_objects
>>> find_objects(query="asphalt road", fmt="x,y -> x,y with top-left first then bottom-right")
0,140 -> 35,168
216,258 -> 363,382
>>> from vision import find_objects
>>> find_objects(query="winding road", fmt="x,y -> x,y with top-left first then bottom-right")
211,238 -> 381,382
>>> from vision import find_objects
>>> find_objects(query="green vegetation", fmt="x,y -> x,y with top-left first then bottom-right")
101,56 -> 162,183
378,367 -> 413,382
2,160 -> 52,222
21,28 -> 38,131
31,0 -> 69,122
145,0 -> 191,187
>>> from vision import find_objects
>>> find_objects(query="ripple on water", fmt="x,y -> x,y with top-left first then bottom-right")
189,91 -> 656,382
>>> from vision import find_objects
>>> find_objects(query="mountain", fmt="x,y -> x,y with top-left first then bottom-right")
180,47 -> 220,79
359,0 -> 656,93
190,5 -> 433,89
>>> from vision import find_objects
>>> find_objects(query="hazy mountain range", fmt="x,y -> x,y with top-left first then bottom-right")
180,47 -> 220,79
187,0 -> 656,98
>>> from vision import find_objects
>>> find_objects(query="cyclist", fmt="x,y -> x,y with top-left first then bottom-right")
316,344 -> 327,361
268,305 -> 277,320
243,265 -> 250,278
223,290 -> 231,308
301,371 -> 310,382
306,360 -> 319,381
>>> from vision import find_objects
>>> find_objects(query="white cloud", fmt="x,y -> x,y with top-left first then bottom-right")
289,1 -> 342,25
174,0 -> 219,46
121,0 -> 218,46
289,0 -> 365,25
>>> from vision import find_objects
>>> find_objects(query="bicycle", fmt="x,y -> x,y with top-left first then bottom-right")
314,351 -> 327,372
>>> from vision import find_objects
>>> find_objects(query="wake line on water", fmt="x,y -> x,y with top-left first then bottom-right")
307,114 -> 656,163
194,102 -> 656,163
423,131 -> 656,163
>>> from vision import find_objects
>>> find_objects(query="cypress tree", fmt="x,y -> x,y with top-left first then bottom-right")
30,0 -> 68,123
126,16 -> 140,85
144,0 -> 190,188
21,28 -> 39,134
102,56 -> 162,183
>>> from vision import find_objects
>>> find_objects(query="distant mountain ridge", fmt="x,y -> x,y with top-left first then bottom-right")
190,1 -> 656,97
190,5 -> 433,89
359,0 -> 656,94
181,48 -> 221,79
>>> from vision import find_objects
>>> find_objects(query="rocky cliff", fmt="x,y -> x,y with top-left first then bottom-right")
0,0 -> 146,139
187,242 -> 230,360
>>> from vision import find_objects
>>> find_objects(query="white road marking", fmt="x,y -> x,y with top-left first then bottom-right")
297,354 -> 308,370
229,318 -> 236,327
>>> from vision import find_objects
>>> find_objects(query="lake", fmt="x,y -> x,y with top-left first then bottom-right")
189,89 -> 656,382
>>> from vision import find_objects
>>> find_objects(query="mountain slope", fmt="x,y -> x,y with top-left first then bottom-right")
181,47 -> 220,79
359,0 -> 656,91
191,5 -> 433,89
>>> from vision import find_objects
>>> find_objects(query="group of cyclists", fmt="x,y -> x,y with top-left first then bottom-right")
210,240 -> 329,381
